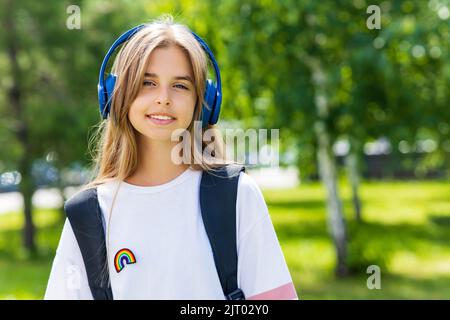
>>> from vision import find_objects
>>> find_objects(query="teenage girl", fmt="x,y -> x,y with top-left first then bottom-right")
44,16 -> 298,300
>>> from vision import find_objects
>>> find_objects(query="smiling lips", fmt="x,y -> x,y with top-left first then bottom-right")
146,113 -> 176,125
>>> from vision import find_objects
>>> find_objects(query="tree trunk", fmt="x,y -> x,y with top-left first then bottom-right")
4,0 -> 36,253
315,122 -> 348,277
306,56 -> 348,277
345,138 -> 362,223
19,160 -> 36,253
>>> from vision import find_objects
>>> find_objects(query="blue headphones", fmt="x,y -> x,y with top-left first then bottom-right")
97,24 -> 222,128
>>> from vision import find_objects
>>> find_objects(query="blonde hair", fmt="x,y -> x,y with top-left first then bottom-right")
81,15 -> 236,192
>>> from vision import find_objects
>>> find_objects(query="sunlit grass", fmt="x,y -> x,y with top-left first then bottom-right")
1,180 -> 449,299
0,208 -> 64,300
265,180 -> 450,299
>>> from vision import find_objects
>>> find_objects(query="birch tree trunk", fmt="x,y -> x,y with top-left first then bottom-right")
306,56 -> 348,277
346,137 -> 362,223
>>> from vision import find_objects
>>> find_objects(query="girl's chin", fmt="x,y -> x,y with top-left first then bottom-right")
139,130 -> 176,142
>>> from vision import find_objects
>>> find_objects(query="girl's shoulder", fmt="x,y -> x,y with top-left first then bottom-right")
95,179 -> 121,204
237,170 -> 265,200
236,170 -> 270,230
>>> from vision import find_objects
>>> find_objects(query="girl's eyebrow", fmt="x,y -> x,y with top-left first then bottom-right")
144,72 -> 193,84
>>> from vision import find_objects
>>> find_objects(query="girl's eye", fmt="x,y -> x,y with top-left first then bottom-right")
142,81 -> 188,90
143,80 -> 155,87
174,84 -> 188,90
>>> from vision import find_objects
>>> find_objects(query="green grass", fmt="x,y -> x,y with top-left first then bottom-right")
0,208 -> 65,299
1,180 -> 450,299
264,180 -> 450,299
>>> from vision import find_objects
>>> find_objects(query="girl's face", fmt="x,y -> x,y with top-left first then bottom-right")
128,45 -> 197,143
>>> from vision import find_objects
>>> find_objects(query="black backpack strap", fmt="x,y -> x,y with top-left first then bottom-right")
200,164 -> 246,300
64,188 -> 113,300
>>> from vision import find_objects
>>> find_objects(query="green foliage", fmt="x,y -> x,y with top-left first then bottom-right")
1,0 -> 448,176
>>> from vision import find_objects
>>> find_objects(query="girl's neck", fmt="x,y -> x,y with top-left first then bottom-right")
124,137 -> 190,187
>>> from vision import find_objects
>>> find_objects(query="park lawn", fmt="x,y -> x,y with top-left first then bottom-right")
1,180 -> 450,299
265,180 -> 450,299
0,208 -> 65,299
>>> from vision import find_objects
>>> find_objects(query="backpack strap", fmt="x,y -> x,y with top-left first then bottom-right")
64,188 -> 113,300
200,164 -> 246,300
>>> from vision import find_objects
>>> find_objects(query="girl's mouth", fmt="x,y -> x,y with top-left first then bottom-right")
146,114 -> 176,125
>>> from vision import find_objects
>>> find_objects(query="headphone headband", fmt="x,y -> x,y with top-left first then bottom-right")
190,32 -> 222,114
97,24 -> 222,127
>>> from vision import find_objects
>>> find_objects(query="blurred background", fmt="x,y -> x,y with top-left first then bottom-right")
0,0 -> 449,299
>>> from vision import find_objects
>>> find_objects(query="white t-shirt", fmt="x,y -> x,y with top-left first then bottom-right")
44,167 -> 298,300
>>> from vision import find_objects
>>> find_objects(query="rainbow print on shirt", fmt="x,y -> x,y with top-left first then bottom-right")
114,248 -> 137,273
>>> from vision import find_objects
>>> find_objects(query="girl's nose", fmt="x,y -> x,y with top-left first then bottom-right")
156,98 -> 171,106
155,88 -> 172,106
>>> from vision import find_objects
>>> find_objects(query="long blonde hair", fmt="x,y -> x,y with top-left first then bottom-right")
81,15 -> 235,192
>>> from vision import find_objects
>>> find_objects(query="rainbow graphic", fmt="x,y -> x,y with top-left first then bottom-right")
114,248 -> 137,273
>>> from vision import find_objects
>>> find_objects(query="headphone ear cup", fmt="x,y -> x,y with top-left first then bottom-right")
101,74 -> 117,119
98,82 -> 106,118
209,86 -> 221,125
202,79 -> 217,127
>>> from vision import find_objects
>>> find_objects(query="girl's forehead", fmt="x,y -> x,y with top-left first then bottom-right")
145,45 -> 194,77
